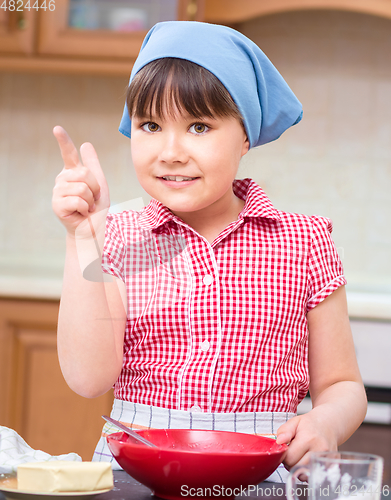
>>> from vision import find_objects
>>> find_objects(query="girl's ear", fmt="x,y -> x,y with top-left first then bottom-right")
241,136 -> 250,157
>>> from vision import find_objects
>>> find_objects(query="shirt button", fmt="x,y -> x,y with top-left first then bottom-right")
203,275 -> 213,286
190,405 -> 202,412
200,340 -> 210,352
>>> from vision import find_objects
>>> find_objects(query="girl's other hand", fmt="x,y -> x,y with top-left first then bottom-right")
276,409 -> 338,472
52,126 -> 110,237
278,287 -> 367,476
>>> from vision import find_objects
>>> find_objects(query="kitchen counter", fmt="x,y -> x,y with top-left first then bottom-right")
0,275 -> 62,301
0,274 -> 390,320
1,470 -> 389,500
0,472 -> 288,500
346,291 -> 391,321
102,472 -> 288,500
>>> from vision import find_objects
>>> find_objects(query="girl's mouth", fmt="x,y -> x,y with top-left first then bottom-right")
161,176 -> 198,182
158,176 -> 200,188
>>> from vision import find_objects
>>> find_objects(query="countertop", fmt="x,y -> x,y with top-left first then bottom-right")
0,471 -> 389,500
0,274 -> 390,320
0,471 -> 288,500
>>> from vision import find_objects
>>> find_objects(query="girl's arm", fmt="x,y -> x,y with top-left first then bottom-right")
276,285 -> 367,468
53,127 -> 127,398
58,235 -> 127,398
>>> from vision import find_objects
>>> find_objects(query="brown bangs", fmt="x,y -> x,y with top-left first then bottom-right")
126,58 -> 243,123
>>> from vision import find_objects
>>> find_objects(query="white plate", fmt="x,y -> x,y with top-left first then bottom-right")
0,477 -> 112,500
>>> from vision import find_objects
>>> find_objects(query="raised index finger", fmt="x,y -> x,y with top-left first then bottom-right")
53,125 -> 81,169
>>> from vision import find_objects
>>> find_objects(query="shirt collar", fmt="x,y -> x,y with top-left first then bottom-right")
138,198 -> 175,230
234,178 -> 281,221
138,178 -> 281,231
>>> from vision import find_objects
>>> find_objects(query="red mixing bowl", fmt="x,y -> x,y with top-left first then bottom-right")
107,429 -> 287,500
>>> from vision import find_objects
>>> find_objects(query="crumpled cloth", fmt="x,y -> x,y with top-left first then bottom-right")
0,426 -> 81,474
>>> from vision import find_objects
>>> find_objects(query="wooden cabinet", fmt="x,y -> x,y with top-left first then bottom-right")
204,0 -> 391,24
0,6 -> 37,54
2,0 -> 391,75
0,298 -> 113,461
0,0 -> 205,75
38,0 -> 203,59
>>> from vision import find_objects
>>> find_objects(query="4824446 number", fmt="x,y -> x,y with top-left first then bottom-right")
1,0 -> 55,10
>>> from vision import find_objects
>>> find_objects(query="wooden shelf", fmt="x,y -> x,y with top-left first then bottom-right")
1,0 -> 391,75
204,0 -> 391,23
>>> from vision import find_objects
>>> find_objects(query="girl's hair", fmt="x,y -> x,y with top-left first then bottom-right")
126,57 -> 243,124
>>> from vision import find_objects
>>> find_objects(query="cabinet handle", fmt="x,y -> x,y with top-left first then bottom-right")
17,7 -> 26,30
187,0 -> 198,20
4,5 -> 26,30
18,13 -> 26,30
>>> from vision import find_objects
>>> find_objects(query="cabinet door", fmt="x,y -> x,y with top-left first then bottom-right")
0,5 -> 36,54
37,0 -> 203,59
0,299 -> 113,461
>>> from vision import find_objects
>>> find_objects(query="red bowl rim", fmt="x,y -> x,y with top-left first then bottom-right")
106,429 -> 288,457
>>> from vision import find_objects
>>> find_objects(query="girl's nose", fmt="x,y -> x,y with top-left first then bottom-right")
158,133 -> 189,164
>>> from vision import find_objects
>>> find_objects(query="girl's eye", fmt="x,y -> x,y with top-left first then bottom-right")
189,123 -> 209,134
142,122 -> 160,133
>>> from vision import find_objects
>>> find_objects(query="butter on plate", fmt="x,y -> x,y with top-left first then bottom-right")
17,461 -> 113,492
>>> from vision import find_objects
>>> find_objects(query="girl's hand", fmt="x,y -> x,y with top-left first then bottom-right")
276,409 -> 338,471
52,126 -> 110,237
277,287 -> 367,476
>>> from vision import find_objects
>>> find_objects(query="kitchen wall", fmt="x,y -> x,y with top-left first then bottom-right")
237,9 -> 391,296
0,72 -> 143,290
0,9 -> 390,300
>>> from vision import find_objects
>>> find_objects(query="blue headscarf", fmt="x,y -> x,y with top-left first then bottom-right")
119,21 -> 302,148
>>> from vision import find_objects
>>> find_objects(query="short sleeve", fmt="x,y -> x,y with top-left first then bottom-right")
101,213 -> 126,282
306,215 -> 347,312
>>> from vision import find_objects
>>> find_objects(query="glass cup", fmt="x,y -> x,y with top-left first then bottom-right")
286,451 -> 384,500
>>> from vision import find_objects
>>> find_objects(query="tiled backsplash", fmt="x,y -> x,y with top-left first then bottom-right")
0,72 -> 145,281
0,9 -> 390,298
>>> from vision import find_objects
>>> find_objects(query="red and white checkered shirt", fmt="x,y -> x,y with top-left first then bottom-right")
102,178 -> 346,414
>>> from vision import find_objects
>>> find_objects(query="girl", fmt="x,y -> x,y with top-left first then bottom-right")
52,21 -> 367,482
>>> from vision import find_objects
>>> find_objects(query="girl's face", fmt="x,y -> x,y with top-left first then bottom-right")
130,109 -> 249,220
